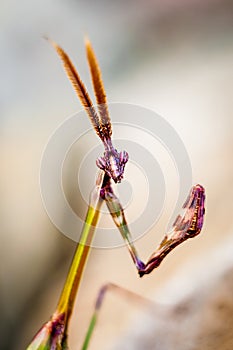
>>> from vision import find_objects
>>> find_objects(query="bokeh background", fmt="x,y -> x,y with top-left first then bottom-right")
1,0 -> 233,349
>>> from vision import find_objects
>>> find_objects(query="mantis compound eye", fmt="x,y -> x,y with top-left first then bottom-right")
96,157 -> 106,170
119,150 -> 129,164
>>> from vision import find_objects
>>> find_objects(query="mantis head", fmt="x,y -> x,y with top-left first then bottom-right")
96,149 -> 129,183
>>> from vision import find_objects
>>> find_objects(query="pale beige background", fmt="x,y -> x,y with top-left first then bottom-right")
1,1 -> 233,349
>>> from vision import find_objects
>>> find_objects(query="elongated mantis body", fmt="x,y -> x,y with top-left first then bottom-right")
49,37 -> 205,276
26,38 -> 205,350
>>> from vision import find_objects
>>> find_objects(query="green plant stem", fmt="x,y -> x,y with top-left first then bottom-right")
81,283 -> 154,350
26,174 -> 105,350
56,188 -> 103,328
81,313 -> 97,350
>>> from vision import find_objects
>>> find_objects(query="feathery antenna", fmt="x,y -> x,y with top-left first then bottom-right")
85,37 -> 112,139
46,37 -> 103,139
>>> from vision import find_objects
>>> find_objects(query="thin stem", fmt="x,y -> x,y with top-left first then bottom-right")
81,283 -> 154,350
26,173 -> 105,350
81,313 -> 97,350
56,173 -> 104,325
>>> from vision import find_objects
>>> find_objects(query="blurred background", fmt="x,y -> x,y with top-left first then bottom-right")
1,0 -> 233,349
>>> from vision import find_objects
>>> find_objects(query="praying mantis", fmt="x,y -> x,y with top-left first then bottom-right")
26,38 -> 205,350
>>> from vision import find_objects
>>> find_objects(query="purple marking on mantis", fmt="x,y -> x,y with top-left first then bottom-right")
96,138 -> 129,183
27,312 -> 66,349
102,181 -> 206,277
138,184 -> 206,277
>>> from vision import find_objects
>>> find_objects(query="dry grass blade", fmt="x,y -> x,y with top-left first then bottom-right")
85,37 -> 112,139
46,37 -> 102,138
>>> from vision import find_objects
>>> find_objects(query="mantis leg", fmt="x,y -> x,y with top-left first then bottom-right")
102,179 -> 205,277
